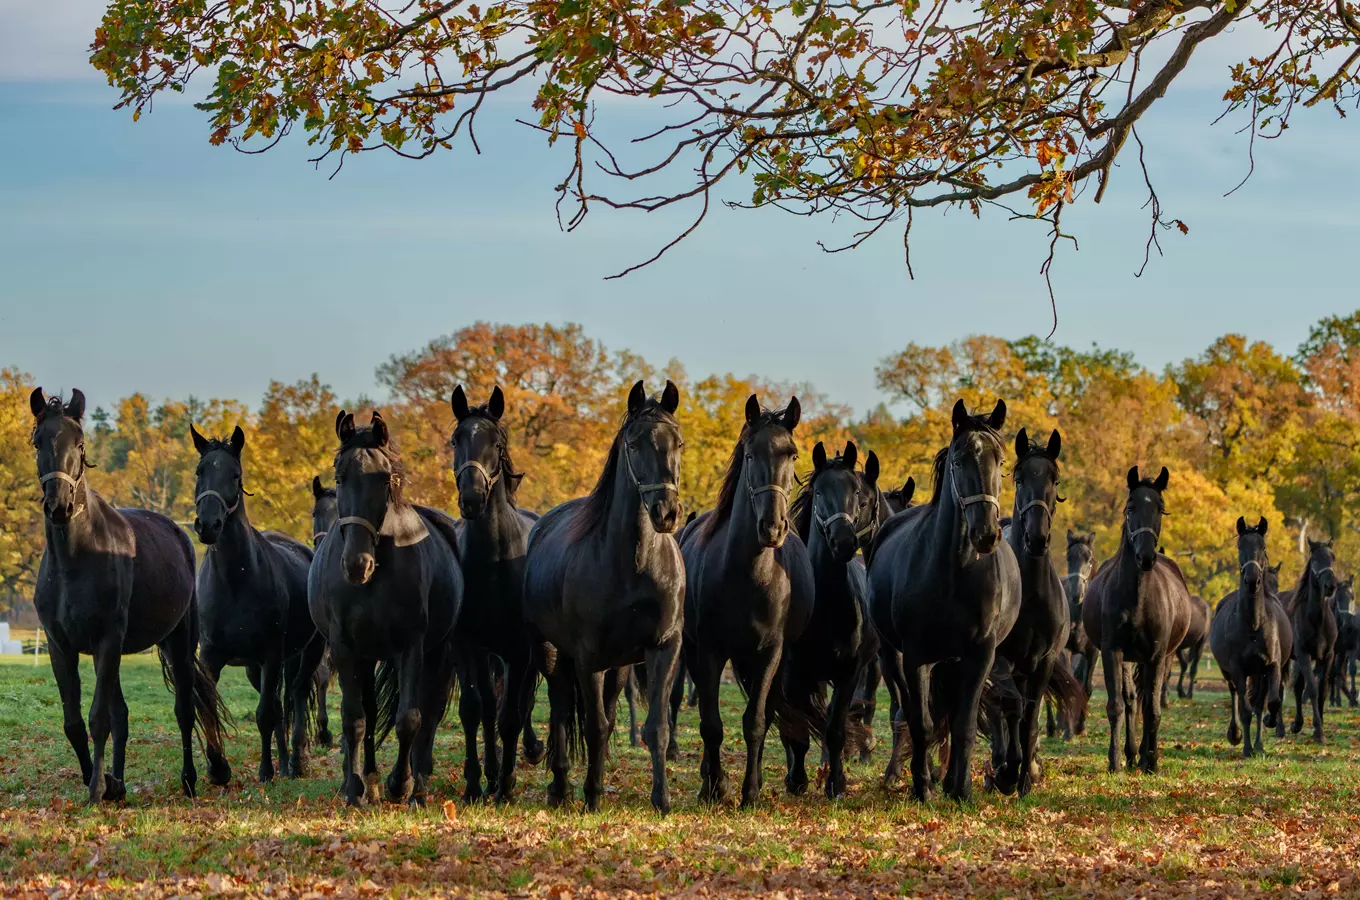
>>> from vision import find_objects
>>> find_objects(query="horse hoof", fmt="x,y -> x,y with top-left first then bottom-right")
207,756 -> 232,787
651,788 -> 671,815
584,794 -> 602,813
386,774 -> 414,804
1227,724 -> 1242,744
666,743 -> 680,763
462,786 -> 484,805
181,772 -> 198,800
1291,720 -> 1303,734
784,775 -> 808,796
523,742 -> 546,767
1313,733 -> 1325,745
103,773 -> 127,803
315,729 -> 334,749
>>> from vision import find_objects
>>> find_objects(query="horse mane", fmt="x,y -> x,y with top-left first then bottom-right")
1289,561 -> 1322,613
697,403 -> 795,543
455,404 -> 523,504
334,423 -> 408,508
570,397 -> 679,539
929,417 -> 1004,506
197,435 -> 239,456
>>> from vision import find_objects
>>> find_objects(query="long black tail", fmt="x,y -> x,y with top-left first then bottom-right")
374,660 -> 401,748
1044,658 -> 1086,727
158,649 -> 234,754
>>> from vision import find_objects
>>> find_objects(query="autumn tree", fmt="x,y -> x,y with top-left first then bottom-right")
247,376 -> 341,541
89,0 -> 1359,284
0,370 -> 43,616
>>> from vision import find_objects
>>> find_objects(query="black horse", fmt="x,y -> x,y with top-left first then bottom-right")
868,399 -> 1021,801
309,476 -> 338,749
682,394 -> 813,808
191,424 -> 319,781
1209,517 -> 1293,757
849,476 -> 914,761
1328,576 -> 1357,707
990,428 -> 1073,797
448,384 -> 545,802
1288,539 -> 1338,743
785,440 -> 881,798
1048,531 -> 1097,739
308,410 -> 465,806
523,381 -> 686,812
1083,466 -> 1192,774
1165,595 -> 1211,705
29,388 -> 230,803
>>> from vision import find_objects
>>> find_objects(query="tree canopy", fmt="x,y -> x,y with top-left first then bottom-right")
90,0 -> 1359,280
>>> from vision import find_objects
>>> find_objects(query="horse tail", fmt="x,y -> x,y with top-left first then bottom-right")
1044,659 -> 1086,729
374,660 -> 402,748
159,600 -> 235,755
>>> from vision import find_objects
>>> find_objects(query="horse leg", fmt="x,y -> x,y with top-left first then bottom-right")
880,649 -> 909,789
1226,675 -> 1242,747
666,659 -> 684,762
47,634 -> 92,787
1235,672 -> 1253,758
693,647 -> 729,805
1044,696 -> 1056,740
84,638 -> 125,805
901,663 -> 932,802
1176,648 -> 1189,700
289,635 -> 326,778
1137,656 -> 1166,774
1078,652 -> 1095,736
623,670 -> 640,748
106,676 -> 129,802
476,653 -> 501,797
455,652 -> 485,803
943,651 -> 992,802
411,640 -> 453,805
360,664 -> 381,804
334,654 -> 368,806
740,645 -> 781,809
824,670 -> 857,800
255,657 -> 283,783
1310,654 -> 1327,743
780,667 -> 812,797
1016,662 -> 1051,798
1188,644 -> 1201,699
385,646 -> 423,804
495,645 -> 535,803
1102,650 -> 1125,774
1121,664 -> 1138,771
575,667 -> 608,812
1249,675 -> 1266,755
544,658 -> 575,808
1269,662 -> 1286,739
315,656 -> 334,749
644,635 -> 682,813
1291,657 -> 1306,735
196,642 -> 233,787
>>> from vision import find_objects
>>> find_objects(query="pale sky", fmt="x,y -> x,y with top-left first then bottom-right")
1,2 -> 1357,417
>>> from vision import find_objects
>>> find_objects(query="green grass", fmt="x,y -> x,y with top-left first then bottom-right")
3,654 -> 1360,896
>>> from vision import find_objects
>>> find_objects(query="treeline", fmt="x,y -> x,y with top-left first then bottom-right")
3,316 -> 1360,617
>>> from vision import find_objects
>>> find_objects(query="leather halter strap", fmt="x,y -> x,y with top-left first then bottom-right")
814,483 -> 879,543
456,459 -> 499,491
949,457 -> 999,511
1017,497 -> 1052,521
195,488 -> 240,516
1241,559 -> 1265,574
336,515 -> 381,539
623,442 -> 677,497
1127,526 -> 1158,541
38,467 -> 88,521
1312,565 -> 1336,579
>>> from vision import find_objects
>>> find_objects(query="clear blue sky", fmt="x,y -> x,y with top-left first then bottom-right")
2,3 -> 1357,417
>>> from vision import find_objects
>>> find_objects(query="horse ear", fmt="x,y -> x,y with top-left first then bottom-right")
812,441 -> 827,472
312,475 -> 324,499
987,399 -> 1007,430
660,380 -> 680,415
488,386 -> 505,421
1153,466 -> 1169,492
745,394 -> 761,425
65,389 -> 86,422
1257,516 -> 1268,535
1326,538 -> 1334,548
1236,516 -> 1247,536
190,423 -> 210,455
229,425 -> 246,456
627,380 -> 647,415
1271,562 -> 1282,574
903,477 -> 916,505
782,396 -> 801,431
1127,466 -> 1140,492
843,440 -> 857,470
1014,427 -> 1029,459
29,387 -> 47,419
336,411 -> 355,442
864,451 -> 879,486
371,411 -> 389,446
1046,429 -> 1061,460
451,385 -> 470,421
951,399 -> 968,430
1086,533 -> 1095,546
1068,528 -> 1076,544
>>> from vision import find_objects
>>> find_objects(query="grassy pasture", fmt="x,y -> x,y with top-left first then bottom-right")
3,655 -> 1360,897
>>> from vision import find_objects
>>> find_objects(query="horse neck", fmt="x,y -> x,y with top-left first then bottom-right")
1303,571 -> 1328,620
208,498 -> 263,567
1112,530 -> 1149,609
603,458 -> 661,571
807,517 -> 851,595
929,466 -> 969,570
43,482 -> 105,567
464,481 -> 519,559
1242,577 -> 1266,633
721,459 -> 773,566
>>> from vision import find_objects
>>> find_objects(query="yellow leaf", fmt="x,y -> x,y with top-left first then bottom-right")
573,120 -> 587,139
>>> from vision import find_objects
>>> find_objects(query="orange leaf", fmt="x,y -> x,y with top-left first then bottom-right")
442,800 -> 457,823
573,121 -> 587,139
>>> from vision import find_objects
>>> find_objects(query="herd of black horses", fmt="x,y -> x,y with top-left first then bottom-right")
25,382 -> 1360,811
